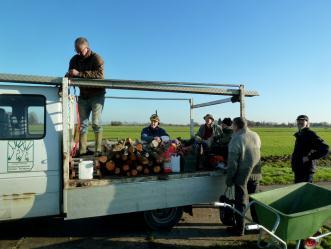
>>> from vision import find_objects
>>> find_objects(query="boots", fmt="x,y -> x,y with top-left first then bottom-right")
95,132 -> 103,156
79,133 -> 88,155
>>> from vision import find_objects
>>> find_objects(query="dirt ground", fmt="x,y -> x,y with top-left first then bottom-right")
0,182 -> 330,249
0,208 -> 258,249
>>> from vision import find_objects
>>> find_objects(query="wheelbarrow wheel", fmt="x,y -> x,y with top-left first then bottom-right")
302,229 -> 322,249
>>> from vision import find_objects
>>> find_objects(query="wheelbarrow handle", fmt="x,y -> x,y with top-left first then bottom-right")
246,224 -> 288,249
246,200 -> 281,233
309,230 -> 331,240
214,202 -> 250,219
214,200 -> 281,233
214,201 -> 288,249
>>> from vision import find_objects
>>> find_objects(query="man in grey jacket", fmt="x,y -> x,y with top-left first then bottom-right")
226,117 -> 261,236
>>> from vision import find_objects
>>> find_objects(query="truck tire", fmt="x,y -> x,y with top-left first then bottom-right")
143,207 -> 183,230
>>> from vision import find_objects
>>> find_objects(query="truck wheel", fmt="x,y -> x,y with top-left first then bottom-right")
143,207 -> 183,230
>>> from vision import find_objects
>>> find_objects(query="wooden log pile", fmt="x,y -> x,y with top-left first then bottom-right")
68,138 -> 190,180
97,138 -> 167,177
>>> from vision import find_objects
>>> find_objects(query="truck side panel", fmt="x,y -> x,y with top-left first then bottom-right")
65,173 -> 226,219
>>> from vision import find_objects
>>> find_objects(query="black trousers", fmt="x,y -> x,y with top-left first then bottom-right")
234,184 -> 247,232
247,179 -> 259,223
294,171 -> 314,183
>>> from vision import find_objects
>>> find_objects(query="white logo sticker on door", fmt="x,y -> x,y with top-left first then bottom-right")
7,140 -> 34,172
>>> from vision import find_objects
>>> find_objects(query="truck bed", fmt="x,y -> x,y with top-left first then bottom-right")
64,169 -> 226,219
68,169 -> 225,188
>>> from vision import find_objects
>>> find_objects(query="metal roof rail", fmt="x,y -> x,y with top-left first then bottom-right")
0,73 -> 259,96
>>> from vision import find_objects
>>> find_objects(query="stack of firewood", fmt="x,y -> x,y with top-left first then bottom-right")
95,138 -> 166,177
68,138 -> 189,180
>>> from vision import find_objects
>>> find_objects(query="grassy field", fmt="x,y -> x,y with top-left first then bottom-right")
86,126 -> 331,184
255,127 -> 331,156
88,126 -> 331,156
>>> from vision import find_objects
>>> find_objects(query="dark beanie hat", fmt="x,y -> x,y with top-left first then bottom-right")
296,115 -> 308,121
222,118 -> 232,126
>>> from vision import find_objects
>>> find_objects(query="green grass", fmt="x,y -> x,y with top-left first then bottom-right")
87,126 -> 331,158
87,125 -> 191,142
252,127 -> 331,157
86,126 -> 331,185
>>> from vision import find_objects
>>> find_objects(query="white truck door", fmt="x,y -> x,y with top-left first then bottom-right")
0,85 -> 62,221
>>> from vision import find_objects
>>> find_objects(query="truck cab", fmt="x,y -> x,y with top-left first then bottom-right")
0,84 -> 62,220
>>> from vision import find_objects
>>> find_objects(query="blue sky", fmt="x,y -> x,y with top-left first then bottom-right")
1,0 -> 330,124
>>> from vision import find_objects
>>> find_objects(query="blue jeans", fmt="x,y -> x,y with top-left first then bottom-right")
78,94 -> 105,134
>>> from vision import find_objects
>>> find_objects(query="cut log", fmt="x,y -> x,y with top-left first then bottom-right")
94,159 -> 100,169
129,154 -> 136,161
98,155 -> 108,164
143,167 -> 150,175
122,164 -> 130,172
106,160 -> 115,171
141,157 -> 149,165
136,165 -> 143,172
114,167 -> 121,175
128,145 -> 135,154
131,169 -> 138,176
153,165 -> 161,174
135,143 -> 143,152
121,154 -> 128,161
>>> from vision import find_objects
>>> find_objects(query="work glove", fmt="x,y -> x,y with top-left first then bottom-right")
195,136 -> 202,143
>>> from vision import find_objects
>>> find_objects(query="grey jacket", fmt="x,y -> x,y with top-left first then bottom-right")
226,128 -> 261,186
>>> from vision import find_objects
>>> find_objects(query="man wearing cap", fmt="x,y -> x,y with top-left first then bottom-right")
291,115 -> 329,183
196,114 -> 222,142
141,114 -> 170,143
195,114 -> 222,169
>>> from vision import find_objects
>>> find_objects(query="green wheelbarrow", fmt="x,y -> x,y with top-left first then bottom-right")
215,183 -> 331,249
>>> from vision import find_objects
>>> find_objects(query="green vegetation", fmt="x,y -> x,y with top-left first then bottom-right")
86,126 -> 331,185
253,127 -> 331,157
254,127 -> 331,185
87,125 -> 191,142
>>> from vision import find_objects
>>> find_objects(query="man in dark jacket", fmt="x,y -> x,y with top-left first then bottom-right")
212,117 -> 233,161
291,115 -> 329,183
141,114 -> 169,144
66,37 -> 105,156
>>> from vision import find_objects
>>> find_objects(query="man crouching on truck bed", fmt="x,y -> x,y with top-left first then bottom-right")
66,37 -> 105,157
141,114 -> 170,145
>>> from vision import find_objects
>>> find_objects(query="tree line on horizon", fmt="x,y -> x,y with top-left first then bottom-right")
106,120 -> 331,128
